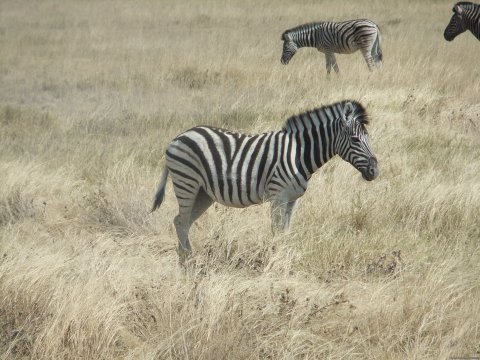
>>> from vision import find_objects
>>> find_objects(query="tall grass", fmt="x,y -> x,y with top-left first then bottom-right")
1,0 -> 479,358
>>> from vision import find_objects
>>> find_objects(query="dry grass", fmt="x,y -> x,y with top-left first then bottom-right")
1,0 -> 479,359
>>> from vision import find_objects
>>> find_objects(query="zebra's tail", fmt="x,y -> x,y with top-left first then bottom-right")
371,30 -> 383,64
151,167 -> 169,213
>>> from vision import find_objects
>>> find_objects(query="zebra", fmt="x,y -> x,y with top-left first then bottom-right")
280,20 -> 383,74
151,100 -> 379,257
444,2 -> 480,41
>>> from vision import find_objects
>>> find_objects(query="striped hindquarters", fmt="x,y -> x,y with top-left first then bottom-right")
165,127 -> 283,207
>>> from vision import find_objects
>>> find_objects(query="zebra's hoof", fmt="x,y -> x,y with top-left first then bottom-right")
177,247 -> 192,266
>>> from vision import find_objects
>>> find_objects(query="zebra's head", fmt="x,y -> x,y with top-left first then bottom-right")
336,102 -> 379,181
281,32 -> 297,65
444,3 -> 469,41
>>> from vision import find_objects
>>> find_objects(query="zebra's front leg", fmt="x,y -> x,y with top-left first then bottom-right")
270,199 -> 294,234
325,52 -> 339,74
284,200 -> 297,231
324,52 -> 332,75
270,200 -> 285,234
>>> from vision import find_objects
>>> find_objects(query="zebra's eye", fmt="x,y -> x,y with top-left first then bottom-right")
351,136 -> 361,143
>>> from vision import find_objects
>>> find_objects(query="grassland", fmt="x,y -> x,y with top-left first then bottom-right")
1,0 -> 479,358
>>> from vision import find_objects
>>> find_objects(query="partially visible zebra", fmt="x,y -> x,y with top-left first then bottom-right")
281,20 -> 383,74
444,2 -> 480,41
151,101 -> 379,257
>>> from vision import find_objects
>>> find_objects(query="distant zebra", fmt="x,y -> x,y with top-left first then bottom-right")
281,20 -> 383,74
151,101 -> 379,256
444,2 -> 480,41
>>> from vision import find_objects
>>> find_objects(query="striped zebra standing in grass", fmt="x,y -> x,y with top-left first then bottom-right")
281,20 -> 383,74
151,101 -> 379,257
444,2 -> 480,41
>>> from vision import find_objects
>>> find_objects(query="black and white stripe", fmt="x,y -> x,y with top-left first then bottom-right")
281,20 -> 383,74
444,2 -> 480,41
152,101 -> 379,255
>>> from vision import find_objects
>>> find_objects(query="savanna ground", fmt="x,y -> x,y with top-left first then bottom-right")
1,0 -> 479,358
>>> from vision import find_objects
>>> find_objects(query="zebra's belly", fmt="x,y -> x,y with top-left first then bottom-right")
319,41 -> 358,54
332,46 -> 358,54
213,197 -> 262,208
336,49 -> 357,54
205,184 -> 267,208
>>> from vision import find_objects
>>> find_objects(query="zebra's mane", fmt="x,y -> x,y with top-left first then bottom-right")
454,2 -> 476,9
282,101 -> 369,133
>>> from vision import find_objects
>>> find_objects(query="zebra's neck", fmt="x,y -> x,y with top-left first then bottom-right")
288,23 -> 324,48
465,7 -> 480,39
283,108 -> 340,181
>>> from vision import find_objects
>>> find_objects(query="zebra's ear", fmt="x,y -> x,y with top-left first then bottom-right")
341,101 -> 355,127
453,5 -> 463,14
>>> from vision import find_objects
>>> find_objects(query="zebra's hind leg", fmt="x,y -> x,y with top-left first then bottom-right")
190,187 -> 214,226
174,187 -> 214,263
174,208 -> 194,258
360,48 -> 375,71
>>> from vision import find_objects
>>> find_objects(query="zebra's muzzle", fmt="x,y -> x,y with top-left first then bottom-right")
444,30 -> 455,41
362,157 -> 379,181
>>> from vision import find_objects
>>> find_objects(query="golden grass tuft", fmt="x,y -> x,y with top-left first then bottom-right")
1,0 -> 479,358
